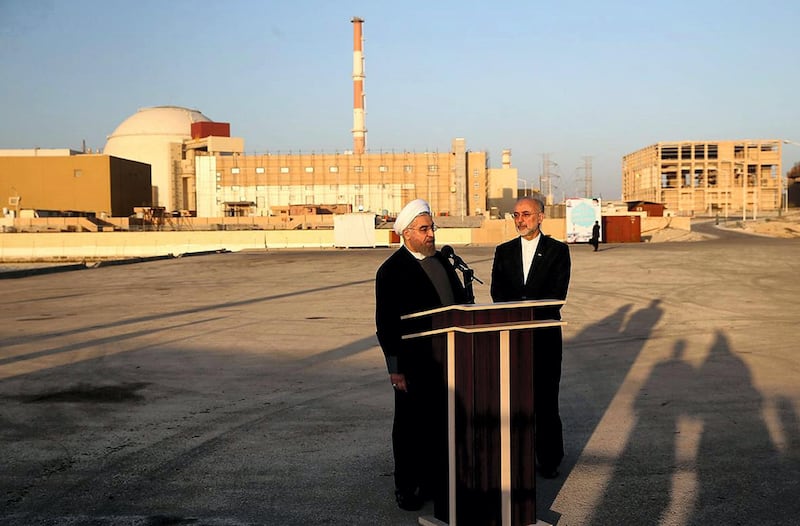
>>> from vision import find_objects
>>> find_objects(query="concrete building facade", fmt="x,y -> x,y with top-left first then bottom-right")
197,137 -> 488,218
622,140 -> 782,216
486,149 -> 519,219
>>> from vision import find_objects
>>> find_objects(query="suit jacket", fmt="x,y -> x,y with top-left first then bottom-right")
375,246 -> 467,375
490,234 -> 571,321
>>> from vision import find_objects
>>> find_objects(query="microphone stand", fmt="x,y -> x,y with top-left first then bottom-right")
462,268 -> 476,304
452,257 -> 483,304
442,245 -> 483,304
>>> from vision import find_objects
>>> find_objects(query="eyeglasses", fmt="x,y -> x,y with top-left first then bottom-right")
512,211 -> 542,219
406,224 -> 438,234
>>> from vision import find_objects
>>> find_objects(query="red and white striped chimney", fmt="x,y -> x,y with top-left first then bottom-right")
351,17 -> 366,155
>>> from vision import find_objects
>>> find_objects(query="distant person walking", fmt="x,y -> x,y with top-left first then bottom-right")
590,220 -> 600,251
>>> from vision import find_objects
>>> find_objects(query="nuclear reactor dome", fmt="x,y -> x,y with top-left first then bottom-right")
104,106 -> 213,210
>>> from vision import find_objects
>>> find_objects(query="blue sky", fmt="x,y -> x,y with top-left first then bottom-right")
1,0 -> 799,200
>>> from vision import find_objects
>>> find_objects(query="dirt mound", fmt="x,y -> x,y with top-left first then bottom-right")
720,211 -> 800,238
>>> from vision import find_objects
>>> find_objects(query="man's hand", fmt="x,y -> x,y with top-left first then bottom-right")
390,373 -> 408,392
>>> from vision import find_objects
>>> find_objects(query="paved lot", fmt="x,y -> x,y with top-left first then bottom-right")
1,224 -> 798,525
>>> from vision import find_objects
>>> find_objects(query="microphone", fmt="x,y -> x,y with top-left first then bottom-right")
441,245 -> 470,271
442,245 -> 484,290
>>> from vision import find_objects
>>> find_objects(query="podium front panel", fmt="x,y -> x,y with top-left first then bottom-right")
454,330 -> 501,524
402,301 -> 565,526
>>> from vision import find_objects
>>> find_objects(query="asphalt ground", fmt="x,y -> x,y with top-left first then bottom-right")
1,222 -> 798,525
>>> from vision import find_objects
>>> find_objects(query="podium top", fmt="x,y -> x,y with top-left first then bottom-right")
402,318 -> 566,340
401,299 -> 565,320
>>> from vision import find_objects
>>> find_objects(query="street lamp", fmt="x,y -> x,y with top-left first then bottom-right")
518,178 -> 529,197
781,140 -> 800,213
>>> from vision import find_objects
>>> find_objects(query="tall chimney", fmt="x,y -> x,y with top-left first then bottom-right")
351,17 -> 366,155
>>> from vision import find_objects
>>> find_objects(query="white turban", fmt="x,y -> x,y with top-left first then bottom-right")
393,199 -> 431,235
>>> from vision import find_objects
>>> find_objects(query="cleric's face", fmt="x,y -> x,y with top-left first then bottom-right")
403,214 -> 436,257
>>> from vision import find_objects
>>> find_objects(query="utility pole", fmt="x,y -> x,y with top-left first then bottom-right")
582,156 -> 593,198
576,156 -> 593,198
540,154 -> 559,205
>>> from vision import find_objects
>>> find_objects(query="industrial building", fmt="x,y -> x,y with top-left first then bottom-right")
203,138 -> 488,218
622,140 -> 783,217
1,17 -> 512,223
99,17 -> 501,220
104,106 -> 244,212
0,149 -> 151,218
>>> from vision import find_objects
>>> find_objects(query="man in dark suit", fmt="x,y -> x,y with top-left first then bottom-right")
375,199 -> 467,514
591,220 -> 601,251
490,194 -> 571,478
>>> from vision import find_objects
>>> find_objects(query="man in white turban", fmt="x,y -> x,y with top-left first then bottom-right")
392,198 -> 431,236
375,199 -> 466,519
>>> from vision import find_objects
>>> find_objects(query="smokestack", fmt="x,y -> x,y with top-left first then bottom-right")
502,149 -> 511,168
351,17 -> 366,155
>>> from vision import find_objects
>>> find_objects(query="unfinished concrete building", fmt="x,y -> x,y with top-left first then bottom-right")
622,140 -> 782,217
201,138 -> 487,218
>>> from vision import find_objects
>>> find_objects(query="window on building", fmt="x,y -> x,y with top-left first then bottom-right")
280,167 -> 290,173
305,167 -> 314,173
379,165 -> 388,172
707,144 -> 718,159
73,169 -> 82,178
681,145 -> 692,160
404,165 -> 413,173
428,165 -> 439,173
354,165 -> 364,173
694,169 -> 705,187
231,167 -> 240,174
256,167 -> 265,174
329,166 -> 339,173
694,144 -> 706,160
660,146 -> 678,160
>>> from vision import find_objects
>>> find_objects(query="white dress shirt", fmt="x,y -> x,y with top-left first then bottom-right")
521,233 -> 541,284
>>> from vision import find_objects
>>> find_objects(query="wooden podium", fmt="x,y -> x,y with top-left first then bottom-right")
401,300 -> 565,526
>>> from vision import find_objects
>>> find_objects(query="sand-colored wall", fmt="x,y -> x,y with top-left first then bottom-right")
0,231 -> 334,261
0,217 -> 570,261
